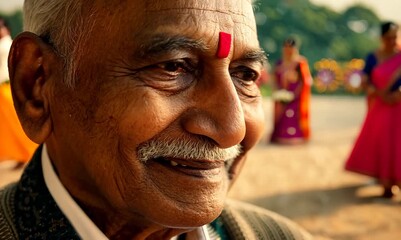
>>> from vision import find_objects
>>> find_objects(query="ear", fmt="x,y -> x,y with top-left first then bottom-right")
8,32 -> 60,144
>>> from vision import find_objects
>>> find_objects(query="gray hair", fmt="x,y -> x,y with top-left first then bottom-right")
23,1 -> 95,87
137,137 -> 242,163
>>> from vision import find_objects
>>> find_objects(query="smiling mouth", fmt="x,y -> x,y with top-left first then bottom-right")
152,157 -> 225,178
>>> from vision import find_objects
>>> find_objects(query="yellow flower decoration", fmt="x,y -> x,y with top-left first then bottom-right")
313,59 -> 342,93
343,59 -> 364,94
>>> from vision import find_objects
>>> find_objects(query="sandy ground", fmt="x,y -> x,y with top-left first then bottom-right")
1,96 -> 400,239
228,96 -> 401,240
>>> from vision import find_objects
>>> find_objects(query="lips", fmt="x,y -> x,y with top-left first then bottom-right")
152,157 -> 225,178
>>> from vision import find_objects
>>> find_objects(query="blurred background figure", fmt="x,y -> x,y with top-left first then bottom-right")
256,66 -> 270,88
270,37 -> 312,144
0,17 -> 11,84
345,21 -> 401,198
0,17 -> 37,168
362,21 -> 401,108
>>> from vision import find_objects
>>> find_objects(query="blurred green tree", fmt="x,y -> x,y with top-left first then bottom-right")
0,10 -> 23,38
255,0 -> 381,67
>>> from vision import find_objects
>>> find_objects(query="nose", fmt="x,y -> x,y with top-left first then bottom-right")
181,70 -> 246,148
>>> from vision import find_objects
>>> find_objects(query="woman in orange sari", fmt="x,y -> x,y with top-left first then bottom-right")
0,82 -> 37,165
345,22 -> 401,198
270,37 -> 312,144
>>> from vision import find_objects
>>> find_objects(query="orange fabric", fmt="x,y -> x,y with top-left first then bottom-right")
298,59 -> 312,139
0,83 -> 37,162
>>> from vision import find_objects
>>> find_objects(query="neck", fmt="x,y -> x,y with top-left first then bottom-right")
283,54 -> 299,63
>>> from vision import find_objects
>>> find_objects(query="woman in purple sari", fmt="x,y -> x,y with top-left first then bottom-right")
345,22 -> 401,198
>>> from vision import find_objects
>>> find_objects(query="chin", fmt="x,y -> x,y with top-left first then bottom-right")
161,200 -> 225,228
141,188 -> 227,229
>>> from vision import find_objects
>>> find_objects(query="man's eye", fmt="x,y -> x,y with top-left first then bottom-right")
231,67 -> 260,82
156,60 -> 194,73
230,66 -> 261,99
129,58 -> 198,94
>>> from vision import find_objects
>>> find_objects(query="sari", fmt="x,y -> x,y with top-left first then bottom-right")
345,51 -> 401,182
0,83 -> 37,163
270,57 -> 311,144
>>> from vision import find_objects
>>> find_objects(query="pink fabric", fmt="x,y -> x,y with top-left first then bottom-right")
345,52 -> 401,182
372,53 -> 401,89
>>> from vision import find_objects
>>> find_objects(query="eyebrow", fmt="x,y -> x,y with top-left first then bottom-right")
134,34 -> 267,65
136,35 -> 209,59
240,49 -> 268,66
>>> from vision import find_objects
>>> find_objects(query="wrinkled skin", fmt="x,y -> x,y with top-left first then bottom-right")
9,0 -> 265,239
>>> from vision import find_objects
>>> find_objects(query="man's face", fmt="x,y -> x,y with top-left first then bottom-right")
48,0 -> 264,228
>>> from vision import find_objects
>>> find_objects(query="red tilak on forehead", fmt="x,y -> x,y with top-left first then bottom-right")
216,32 -> 232,58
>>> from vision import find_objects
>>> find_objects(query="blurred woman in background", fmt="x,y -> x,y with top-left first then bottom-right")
345,22 -> 401,198
270,37 -> 312,144
0,18 -> 37,168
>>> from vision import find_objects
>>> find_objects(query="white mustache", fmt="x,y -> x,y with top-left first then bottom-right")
137,138 -> 242,163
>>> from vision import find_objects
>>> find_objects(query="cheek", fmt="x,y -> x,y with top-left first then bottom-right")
243,100 -> 265,148
116,93 -> 183,145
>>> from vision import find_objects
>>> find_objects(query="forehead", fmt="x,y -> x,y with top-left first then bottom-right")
383,29 -> 398,39
384,26 -> 399,35
143,0 -> 254,19
94,0 -> 257,46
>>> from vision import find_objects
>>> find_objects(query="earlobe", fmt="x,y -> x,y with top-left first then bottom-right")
8,32 -> 58,144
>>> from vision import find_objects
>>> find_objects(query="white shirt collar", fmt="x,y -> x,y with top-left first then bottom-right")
42,144 -> 108,240
41,144 -> 211,240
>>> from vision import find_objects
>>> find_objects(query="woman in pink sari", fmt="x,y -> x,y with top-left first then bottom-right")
345,22 -> 401,198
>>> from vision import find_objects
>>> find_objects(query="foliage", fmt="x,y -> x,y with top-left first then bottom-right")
255,0 -> 381,67
0,10 -> 23,38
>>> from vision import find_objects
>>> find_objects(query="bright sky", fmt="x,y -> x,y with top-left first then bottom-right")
0,0 -> 23,13
0,0 -> 401,24
310,0 -> 401,24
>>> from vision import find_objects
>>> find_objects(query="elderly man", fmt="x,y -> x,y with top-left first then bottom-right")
0,0 -> 311,239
